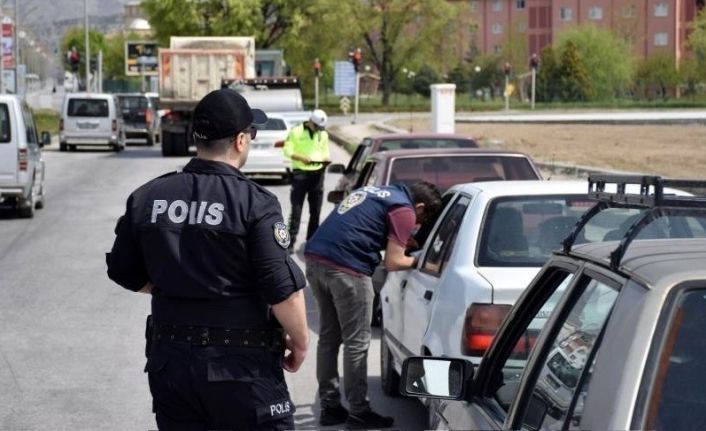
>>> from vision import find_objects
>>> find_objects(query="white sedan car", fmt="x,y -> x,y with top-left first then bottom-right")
380,180 -> 597,399
241,113 -> 291,181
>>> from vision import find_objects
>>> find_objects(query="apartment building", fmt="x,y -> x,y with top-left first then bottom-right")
454,0 -> 703,64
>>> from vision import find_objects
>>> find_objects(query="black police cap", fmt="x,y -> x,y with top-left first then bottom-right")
192,89 -> 267,141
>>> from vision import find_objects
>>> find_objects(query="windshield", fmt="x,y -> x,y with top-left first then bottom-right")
118,96 -> 149,110
388,156 -> 538,191
478,195 -> 594,266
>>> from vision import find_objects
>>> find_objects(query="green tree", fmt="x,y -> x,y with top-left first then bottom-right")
140,0 -> 316,49
558,41 -> 591,102
679,57 -> 702,100
60,27 -> 108,81
448,64 -> 470,94
556,25 -> 634,100
688,8 -> 706,70
412,65 -> 439,97
536,46 -> 560,102
635,54 -> 679,100
501,24 -> 529,79
339,0 -> 463,105
469,55 -> 503,99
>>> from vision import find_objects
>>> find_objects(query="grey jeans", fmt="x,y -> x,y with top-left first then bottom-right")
306,259 -> 374,415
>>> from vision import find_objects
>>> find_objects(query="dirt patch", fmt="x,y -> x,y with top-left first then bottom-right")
391,119 -> 706,179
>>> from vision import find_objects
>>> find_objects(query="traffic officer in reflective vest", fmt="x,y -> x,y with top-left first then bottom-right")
304,182 -> 442,429
106,89 -> 309,430
283,109 -> 331,253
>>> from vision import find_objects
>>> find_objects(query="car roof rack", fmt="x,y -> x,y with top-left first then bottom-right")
562,174 -> 706,270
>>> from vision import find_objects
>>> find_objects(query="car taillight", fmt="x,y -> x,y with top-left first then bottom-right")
18,148 -> 28,171
461,303 -> 512,356
112,119 -> 117,132
274,140 -> 284,148
59,118 -> 64,132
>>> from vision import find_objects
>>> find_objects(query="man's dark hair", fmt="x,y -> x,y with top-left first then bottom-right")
409,181 -> 442,218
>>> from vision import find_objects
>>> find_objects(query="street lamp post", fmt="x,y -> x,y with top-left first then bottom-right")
84,0 -> 90,91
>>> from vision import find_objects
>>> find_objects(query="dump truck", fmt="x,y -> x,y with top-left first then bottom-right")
159,37 -> 256,157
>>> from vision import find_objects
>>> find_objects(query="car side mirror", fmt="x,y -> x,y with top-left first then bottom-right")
327,163 -> 345,174
400,357 -> 473,400
327,190 -> 345,204
40,131 -> 51,147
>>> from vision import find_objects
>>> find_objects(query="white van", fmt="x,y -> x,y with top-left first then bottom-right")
0,95 -> 49,218
60,93 -> 125,152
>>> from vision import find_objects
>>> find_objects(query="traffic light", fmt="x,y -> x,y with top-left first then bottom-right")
68,48 -> 80,72
349,48 -> 362,73
503,62 -> 512,77
530,53 -> 539,70
313,58 -> 321,78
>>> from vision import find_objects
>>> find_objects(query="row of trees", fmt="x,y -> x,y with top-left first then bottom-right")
61,1 -> 706,104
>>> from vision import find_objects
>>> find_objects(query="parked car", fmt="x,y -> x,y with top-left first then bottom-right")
116,93 -> 159,146
399,175 -> 706,431
0,95 -> 50,217
60,93 -> 125,152
379,180 -> 595,399
328,134 -> 478,198
240,113 -> 291,181
327,148 -> 543,326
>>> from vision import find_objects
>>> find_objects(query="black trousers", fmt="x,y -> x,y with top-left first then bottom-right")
146,341 -> 295,431
289,169 -> 325,246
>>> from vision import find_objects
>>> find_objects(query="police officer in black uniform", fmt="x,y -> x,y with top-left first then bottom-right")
106,89 -> 309,430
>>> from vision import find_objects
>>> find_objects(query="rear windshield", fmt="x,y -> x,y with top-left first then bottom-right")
477,195 -> 594,267
68,99 -> 109,117
379,138 -> 476,151
118,96 -> 149,110
388,156 -> 538,190
254,118 -> 287,131
0,104 -> 9,142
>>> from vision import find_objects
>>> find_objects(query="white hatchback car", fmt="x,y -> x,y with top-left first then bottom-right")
380,180 -> 598,397
241,113 -> 291,181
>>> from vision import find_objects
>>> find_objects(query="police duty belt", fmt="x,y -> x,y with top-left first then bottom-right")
153,324 -> 284,350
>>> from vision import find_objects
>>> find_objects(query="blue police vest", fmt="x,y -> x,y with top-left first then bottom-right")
305,184 -> 414,276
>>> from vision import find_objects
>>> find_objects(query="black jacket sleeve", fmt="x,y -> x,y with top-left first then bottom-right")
248,196 -> 306,305
106,195 -> 149,292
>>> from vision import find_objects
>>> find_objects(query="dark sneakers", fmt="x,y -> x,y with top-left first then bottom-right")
320,404 -> 349,426
345,410 -> 394,429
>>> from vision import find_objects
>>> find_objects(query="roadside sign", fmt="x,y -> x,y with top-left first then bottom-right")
339,96 -> 350,115
125,41 -> 158,76
334,61 -> 356,96
2,19 -> 14,69
504,83 -> 515,98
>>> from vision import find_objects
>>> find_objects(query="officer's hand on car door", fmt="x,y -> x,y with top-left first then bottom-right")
282,334 -> 307,373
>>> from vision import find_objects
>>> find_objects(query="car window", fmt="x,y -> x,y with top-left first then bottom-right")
645,288 -> 706,430
148,97 -> 160,110
347,139 -> 373,173
584,208 -> 706,242
422,196 -> 471,275
0,104 -> 9,142
492,271 -> 576,411
22,104 -> 38,146
520,277 -> 619,431
376,138 -> 476,150
118,96 -> 149,110
254,118 -> 287,131
477,195 -> 593,267
68,99 -> 109,117
355,161 -> 376,189
387,156 -> 539,191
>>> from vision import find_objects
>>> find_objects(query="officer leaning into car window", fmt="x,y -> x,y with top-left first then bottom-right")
283,109 -> 331,253
106,89 -> 309,431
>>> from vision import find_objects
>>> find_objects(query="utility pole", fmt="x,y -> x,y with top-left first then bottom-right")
313,58 -> 321,109
97,50 -> 102,93
84,0 -> 90,92
14,0 -> 18,94
530,53 -> 539,110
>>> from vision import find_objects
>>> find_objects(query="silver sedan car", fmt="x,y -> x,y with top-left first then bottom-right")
399,175 -> 706,431
241,113 -> 291,181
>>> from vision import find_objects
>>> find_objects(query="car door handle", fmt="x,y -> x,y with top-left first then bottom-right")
401,280 -> 407,289
423,290 -> 433,301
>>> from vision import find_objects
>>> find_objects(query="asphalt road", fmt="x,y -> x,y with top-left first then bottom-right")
0,136 -> 426,429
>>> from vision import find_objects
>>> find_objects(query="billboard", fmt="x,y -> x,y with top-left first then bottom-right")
334,61 -> 356,97
2,19 -> 14,69
125,41 -> 158,76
